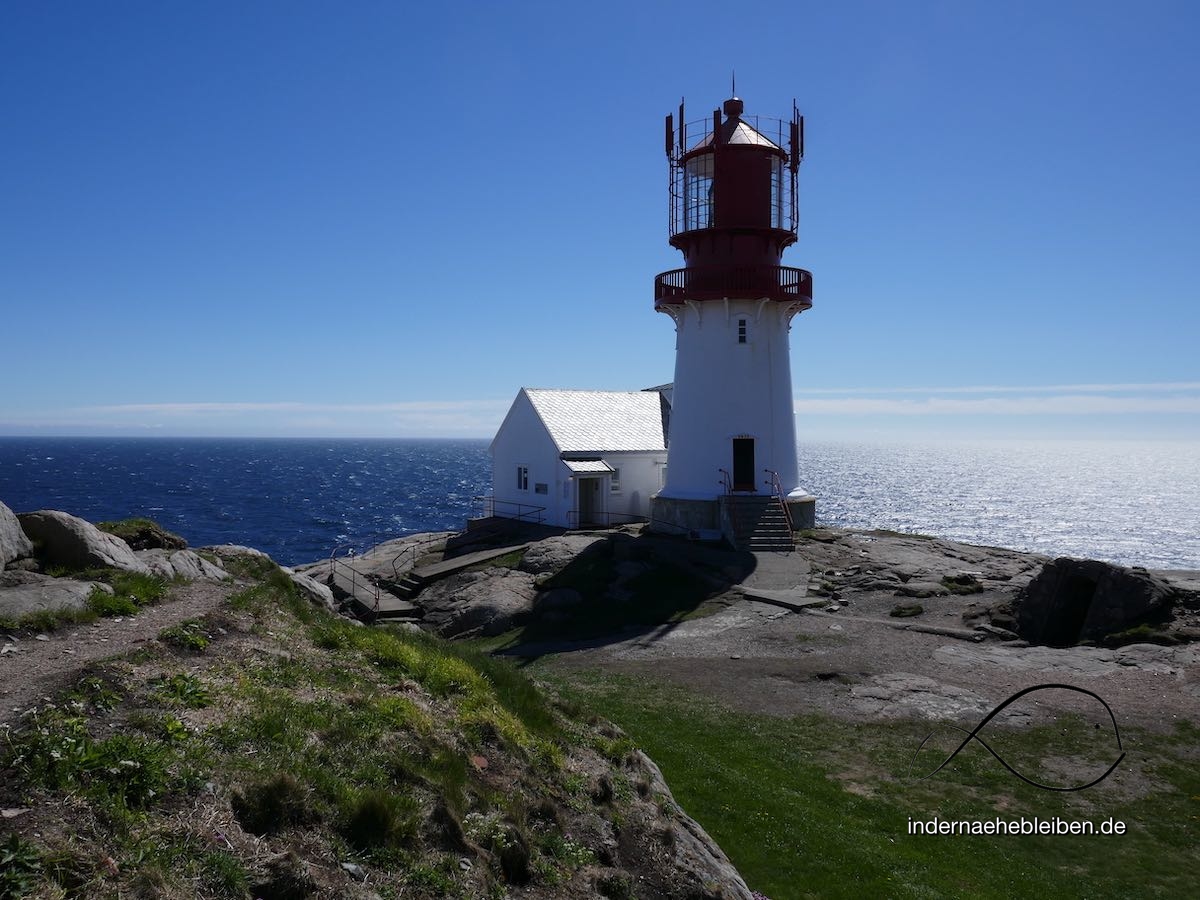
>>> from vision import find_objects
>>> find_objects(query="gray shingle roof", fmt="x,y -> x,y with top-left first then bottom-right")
525,389 -> 667,453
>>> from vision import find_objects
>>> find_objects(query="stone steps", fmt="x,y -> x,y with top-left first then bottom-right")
720,495 -> 795,552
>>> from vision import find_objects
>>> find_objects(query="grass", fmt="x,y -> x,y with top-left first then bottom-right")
3,559 -> 638,898
533,666 -> 1200,900
0,570 -> 168,635
95,517 -> 187,550
157,618 -> 211,652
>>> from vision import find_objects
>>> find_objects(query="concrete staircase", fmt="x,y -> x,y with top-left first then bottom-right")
720,495 -> 795,552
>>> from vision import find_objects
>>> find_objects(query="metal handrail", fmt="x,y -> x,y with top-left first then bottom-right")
718,468 -> 732,495
471,495 -> 546,524
391,544 -> 419,580
565,509 -> 650,529
654,265 -> 813,306
764,469 -> 795,533
329,544 -> 381,614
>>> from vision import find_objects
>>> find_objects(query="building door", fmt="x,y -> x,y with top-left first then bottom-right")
578,478 -> 600,526
732,438 -> 756,492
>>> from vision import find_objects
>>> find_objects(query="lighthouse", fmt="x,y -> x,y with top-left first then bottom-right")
650,95 -> 816,543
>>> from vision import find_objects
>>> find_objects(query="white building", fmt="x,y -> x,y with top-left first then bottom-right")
487,388 -> 669,529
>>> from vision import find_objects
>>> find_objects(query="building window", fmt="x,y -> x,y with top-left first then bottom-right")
516,466 -> 528,491
660,466 -> 668,488
610,468 -> 621,493
534,482 -> 548,495
737,319 -> 747,344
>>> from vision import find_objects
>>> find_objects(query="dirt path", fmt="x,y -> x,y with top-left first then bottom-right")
0,580 -> 235,727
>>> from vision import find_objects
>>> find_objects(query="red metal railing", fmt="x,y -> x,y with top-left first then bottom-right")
764,468 -> 794,533
654,265 -> 813,306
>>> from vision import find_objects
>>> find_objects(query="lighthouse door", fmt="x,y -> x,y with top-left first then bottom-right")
732,438 -> 756,492
577,478 -> 600,526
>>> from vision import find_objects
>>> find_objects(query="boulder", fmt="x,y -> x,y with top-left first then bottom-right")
0,572 -> 111,621
137,549 -> 229,581
538,587 -> 584,610
17,510 -> 150,575
420,568 -> 538,638
1016,557 -> 1178,647
1,500 -> 34,567
518,535 -> 606,576
280,566 -> 338,612
97,518 -> 187,551
202,544 -> 273,560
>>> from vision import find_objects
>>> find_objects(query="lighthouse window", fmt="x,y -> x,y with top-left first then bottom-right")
737,319 -> 747,343
770,157 -> 786,229
683,153 -> 714,231
516,466 -> 529,491
610,468 -> 621,493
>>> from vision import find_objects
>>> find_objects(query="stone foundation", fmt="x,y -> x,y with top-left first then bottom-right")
648,496 -> 720,537
787,495 -> 817,530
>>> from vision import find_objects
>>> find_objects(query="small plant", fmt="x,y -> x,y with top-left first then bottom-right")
343,789 -> 419,850
86,587 -> 138,617
4,712 -> 170,809
406,857 -> 460,893
597,871 -> 634,899
150,673 -> 211,708
158,620 -> 210,652
161,716 -> 190,742
0,834 -> 42,899
539,833 -> 596,869
109,572 -> 168,606
67,675 -> 122,713
941,574 -> 984,595
231,773 -> 311,835
890,602 -> 924,618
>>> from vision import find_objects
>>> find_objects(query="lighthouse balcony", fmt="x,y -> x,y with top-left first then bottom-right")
654,265 -> 813,308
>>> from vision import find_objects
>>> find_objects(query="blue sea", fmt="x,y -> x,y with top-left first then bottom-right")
0,438 -> 1196,570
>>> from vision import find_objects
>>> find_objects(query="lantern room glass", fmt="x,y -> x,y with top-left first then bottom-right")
683,153 -> 713,231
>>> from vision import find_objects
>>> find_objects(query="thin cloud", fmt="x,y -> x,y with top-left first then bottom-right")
79,401 -> 504,415
795,394 -> 1200,416
794,382 -> 1200,396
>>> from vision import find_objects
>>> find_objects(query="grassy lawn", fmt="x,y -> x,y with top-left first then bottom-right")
531,666 -> 1200,900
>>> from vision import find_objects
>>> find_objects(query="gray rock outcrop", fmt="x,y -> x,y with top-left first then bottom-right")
281,566 -> 338,613
137,549 -> 229,581
632,750 -> 754,900
17,510 -> 150,575
420,568 -> 538,637
0,571 -> 111,621
1,500 -> 34,567
518,535 -> 606,576
1016,557 -> 1177,647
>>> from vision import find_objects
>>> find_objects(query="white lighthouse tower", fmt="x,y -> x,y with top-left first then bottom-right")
650,95 -> 816,545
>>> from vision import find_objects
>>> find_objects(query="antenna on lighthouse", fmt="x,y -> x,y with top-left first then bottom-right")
731,70 -> 736,96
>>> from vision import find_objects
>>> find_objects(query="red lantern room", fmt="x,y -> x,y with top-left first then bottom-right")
655,96 -> 813,309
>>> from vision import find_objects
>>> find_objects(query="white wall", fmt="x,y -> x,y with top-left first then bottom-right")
658,299 -> 804,501
490,390 -> 568,525
602,451 -> 666,522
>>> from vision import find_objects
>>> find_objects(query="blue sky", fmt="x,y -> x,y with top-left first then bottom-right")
2,1 -> 1197,440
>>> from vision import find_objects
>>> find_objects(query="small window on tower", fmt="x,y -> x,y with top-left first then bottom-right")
737,319 -> 747,344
